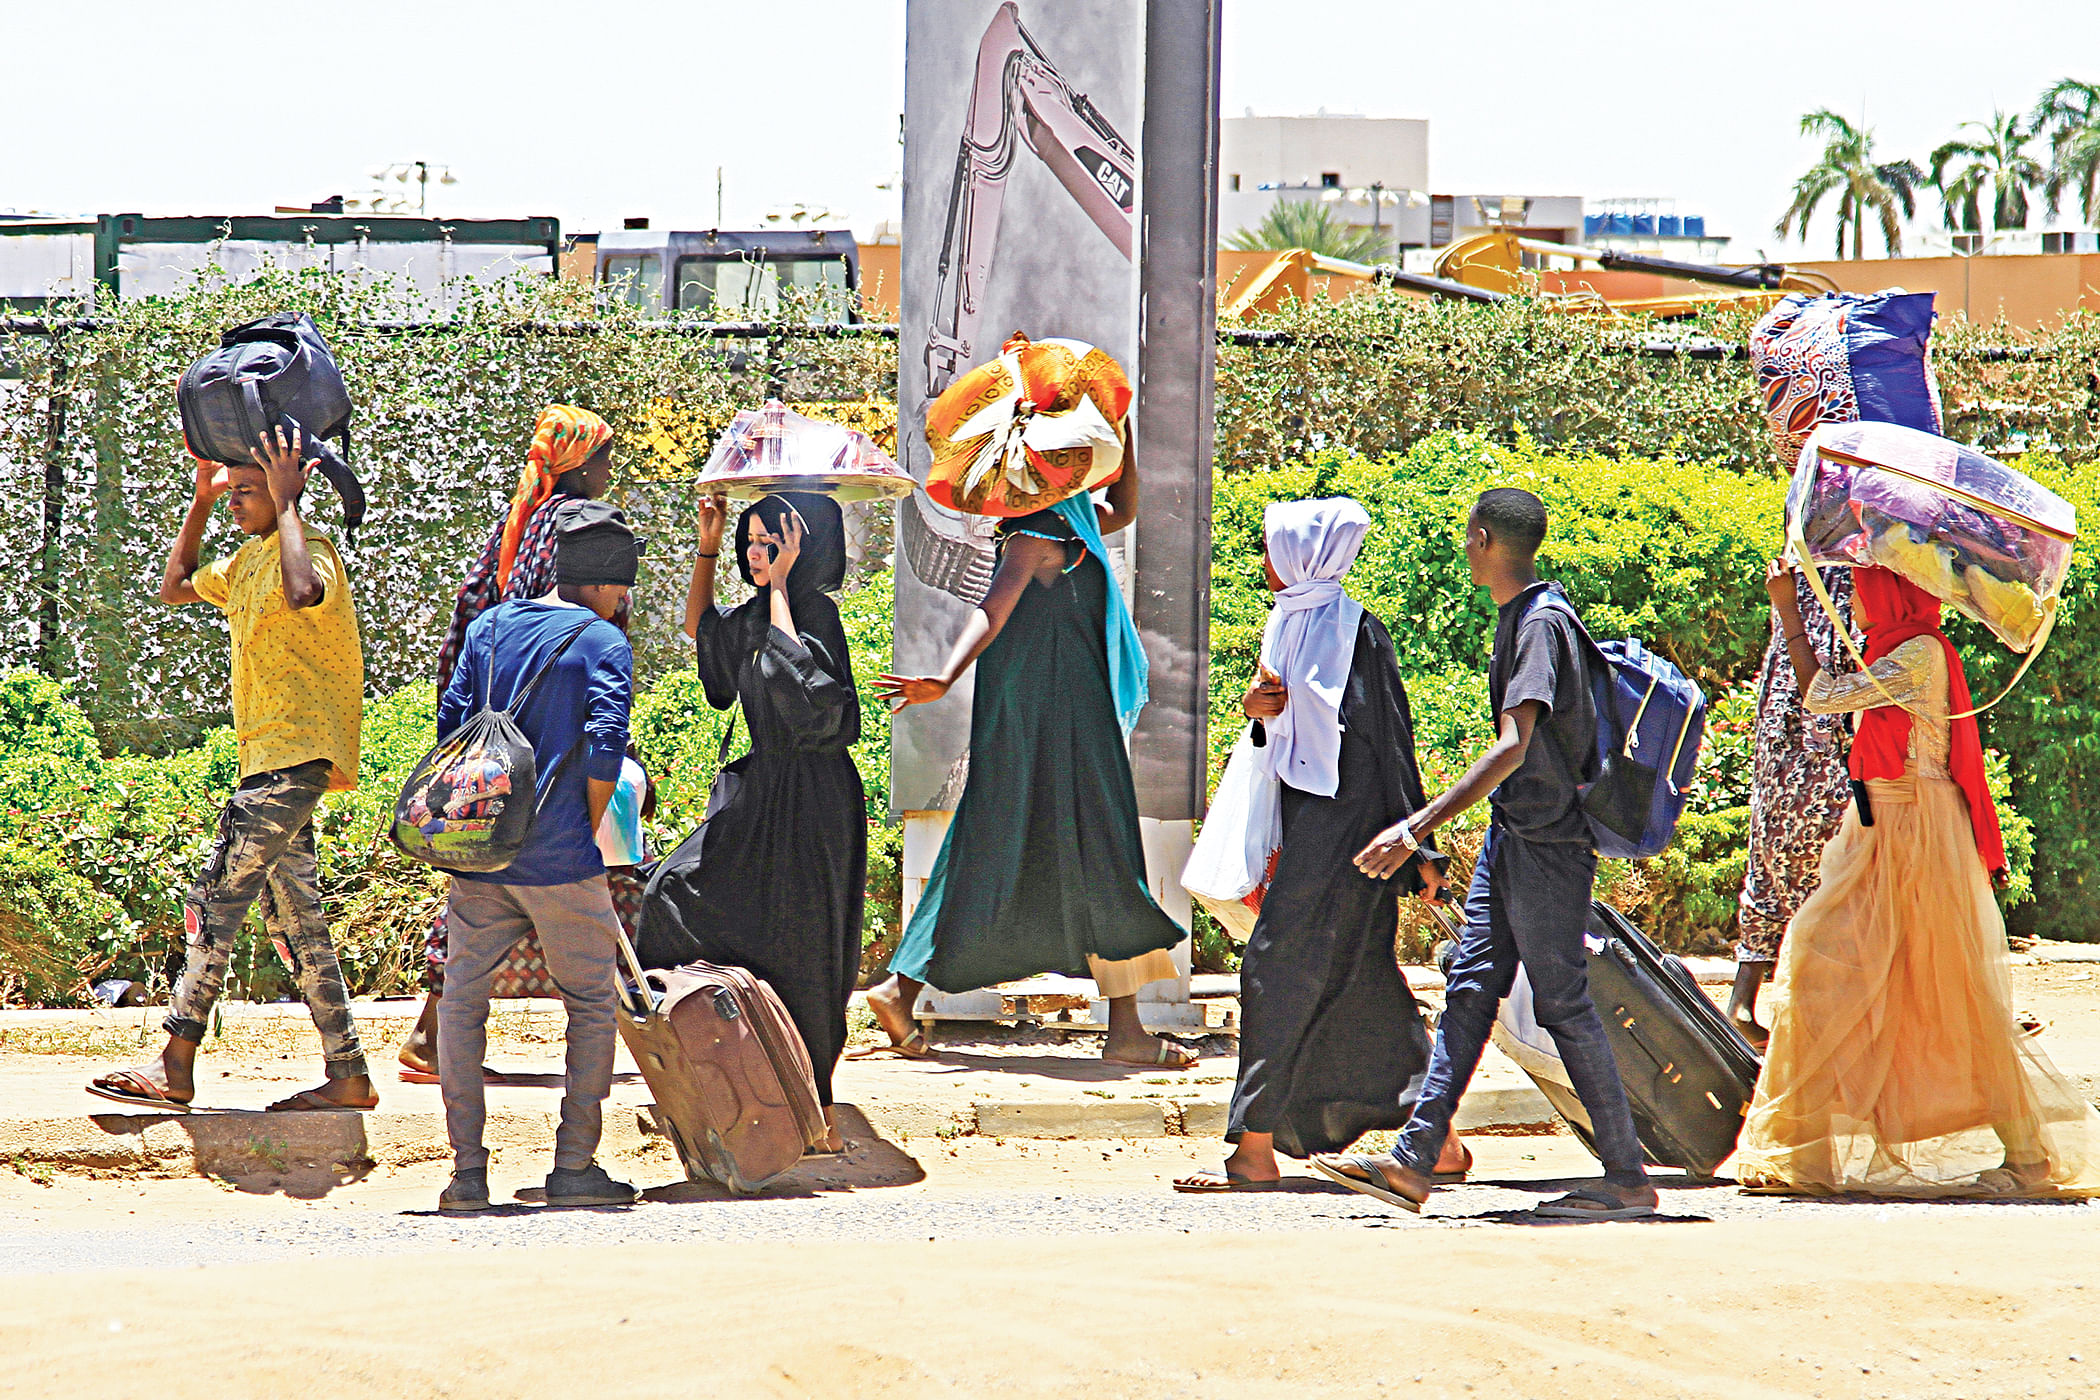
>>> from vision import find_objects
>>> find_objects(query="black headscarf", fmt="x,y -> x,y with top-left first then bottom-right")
730,492 -> 854,690
735,492 -> 847,597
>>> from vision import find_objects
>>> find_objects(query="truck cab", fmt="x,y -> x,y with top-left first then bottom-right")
593,229 -> 860,320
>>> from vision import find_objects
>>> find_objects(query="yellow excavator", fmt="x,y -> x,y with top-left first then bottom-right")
1220,231 -> 1839,320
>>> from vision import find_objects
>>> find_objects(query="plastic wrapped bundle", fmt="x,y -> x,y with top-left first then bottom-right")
924,331 -> 1132,517
697,399 -> 917,502
1787,421 -> 2077,652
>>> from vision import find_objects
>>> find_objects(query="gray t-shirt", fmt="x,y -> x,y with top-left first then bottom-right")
1488,582 -> 1597,845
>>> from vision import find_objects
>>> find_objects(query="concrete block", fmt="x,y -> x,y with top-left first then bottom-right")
974,1100 -> 1168,1139
1177,1101 -> 1230,1138
1451,1084 -> 1558,1130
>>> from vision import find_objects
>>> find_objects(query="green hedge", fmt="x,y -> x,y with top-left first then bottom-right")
1208,433 -> 2043,956
0,585 -> 911,1005
1958,455 -> 2100,936
0,425 -> 2080,1003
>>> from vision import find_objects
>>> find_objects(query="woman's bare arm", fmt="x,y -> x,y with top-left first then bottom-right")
877,534 -> 1064,707
1095,430 -> 1139,535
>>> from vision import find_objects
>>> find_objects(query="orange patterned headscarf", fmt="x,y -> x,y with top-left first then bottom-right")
497,405 -> 614,589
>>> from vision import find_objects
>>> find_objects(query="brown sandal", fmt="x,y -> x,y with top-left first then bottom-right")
847,1028 -> 932,1060
85,1069 -> 192,1114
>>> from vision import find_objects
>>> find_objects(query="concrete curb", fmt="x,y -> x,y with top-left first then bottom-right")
1,1109 -> 649,1180
2,1083 -> 1567,1177
944,1081 -> 1559,1143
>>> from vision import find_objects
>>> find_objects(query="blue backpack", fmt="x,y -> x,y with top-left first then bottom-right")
1529,590 -> 1707,860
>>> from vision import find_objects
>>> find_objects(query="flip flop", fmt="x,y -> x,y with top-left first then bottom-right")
1533,1187 -> 1657,1221
84,1070 -> 191,1114
1103,1039 -> 1198,1070
847,1028 -> 932,1060
396,1065 -> 500,1085
1310,1151 -> 1428,1213
1433,1139 -> 1474,1184
1172,1167 -> 1280,1193
265,1089 -> 378,1113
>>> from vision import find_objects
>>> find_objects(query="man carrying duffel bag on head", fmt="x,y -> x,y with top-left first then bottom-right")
431,500 -> 644,1213
86,426 -> 373,1117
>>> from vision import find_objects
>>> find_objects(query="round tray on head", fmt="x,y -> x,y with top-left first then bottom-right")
704,471 -> 919,504
696,398 -> 918,505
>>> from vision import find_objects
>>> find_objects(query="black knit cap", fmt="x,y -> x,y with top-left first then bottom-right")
553,499 -> 646,586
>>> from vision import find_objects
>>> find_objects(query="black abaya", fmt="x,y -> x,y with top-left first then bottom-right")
656,589 -> 866,1106
1226,609 -> 1441,1158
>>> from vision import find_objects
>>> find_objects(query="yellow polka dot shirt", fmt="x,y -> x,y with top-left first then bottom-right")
190,531 -> 364,791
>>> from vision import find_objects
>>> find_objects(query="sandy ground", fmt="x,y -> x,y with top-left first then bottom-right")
1,1193 -> 2094,1398
2,1130 -> 2098,1398
3,960 -> 2098,1396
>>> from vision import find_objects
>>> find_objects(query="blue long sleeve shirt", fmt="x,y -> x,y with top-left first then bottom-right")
438,598 -> 633,887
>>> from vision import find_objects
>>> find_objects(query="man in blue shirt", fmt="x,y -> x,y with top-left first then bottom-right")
434,500 -> 643,1212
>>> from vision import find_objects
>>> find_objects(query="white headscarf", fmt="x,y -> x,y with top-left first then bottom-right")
1257,497 -> 1371,797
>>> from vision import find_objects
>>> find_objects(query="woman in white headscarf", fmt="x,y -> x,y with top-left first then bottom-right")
1177,498 -> 1466,1191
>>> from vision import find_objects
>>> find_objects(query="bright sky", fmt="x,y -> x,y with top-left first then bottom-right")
8,1 -> 2093,259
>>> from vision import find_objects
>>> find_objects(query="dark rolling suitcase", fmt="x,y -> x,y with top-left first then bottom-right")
1440,900 -> 1763,1180
611,922 -> 827,1194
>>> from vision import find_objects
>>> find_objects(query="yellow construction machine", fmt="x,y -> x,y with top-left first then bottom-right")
1219,232 -> 1839,320
1434,231 -> 1840,317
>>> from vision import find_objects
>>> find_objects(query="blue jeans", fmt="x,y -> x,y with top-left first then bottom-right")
1393,821 -> 1648,1186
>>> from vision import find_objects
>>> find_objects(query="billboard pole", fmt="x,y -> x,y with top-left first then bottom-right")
895,0 -> 1221,1032
1128,0 -> 1223,1022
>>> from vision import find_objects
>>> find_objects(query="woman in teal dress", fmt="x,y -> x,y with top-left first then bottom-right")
869,450 -> 1195,1069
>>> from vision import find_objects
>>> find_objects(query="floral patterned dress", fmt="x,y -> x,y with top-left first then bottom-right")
1736,567 -> 1858,963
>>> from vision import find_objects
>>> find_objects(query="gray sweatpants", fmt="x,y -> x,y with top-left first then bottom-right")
439,875 -> 621,1174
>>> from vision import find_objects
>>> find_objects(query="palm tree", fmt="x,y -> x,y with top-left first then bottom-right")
1929,110 -> 2047,235
2032,78 -> 2100,228
1774,110 -> 1925,259
1225,200 -> 1390,262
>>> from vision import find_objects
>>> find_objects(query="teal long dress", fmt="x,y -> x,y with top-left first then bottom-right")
889,510 -> 1184,993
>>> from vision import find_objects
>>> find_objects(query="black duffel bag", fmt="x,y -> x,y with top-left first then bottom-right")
634,714 -> 748,969
178,312 -> 366,539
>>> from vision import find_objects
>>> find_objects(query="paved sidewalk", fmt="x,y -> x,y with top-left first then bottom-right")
4,945 -> 2094,1182
0,971 -> 1557,1180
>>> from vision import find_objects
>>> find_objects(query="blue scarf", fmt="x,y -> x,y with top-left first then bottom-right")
1051,496 -> 1150,735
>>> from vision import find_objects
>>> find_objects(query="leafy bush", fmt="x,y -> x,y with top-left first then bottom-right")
1210,433 -> 1785,705
0,845 -> 127,1006
1954,459 -> 2095,934
1209,435 -> 2042,951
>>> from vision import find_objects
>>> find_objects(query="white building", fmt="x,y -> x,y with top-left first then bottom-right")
1219,113 -> 1730,261
1219,113 -> 1587,255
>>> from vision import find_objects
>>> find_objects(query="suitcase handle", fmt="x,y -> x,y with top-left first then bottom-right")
611,915 -> 654,1018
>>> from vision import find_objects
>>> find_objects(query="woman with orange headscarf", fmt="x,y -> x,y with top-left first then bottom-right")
401,406 -> 618,1081
1738,561 -> 2100,1197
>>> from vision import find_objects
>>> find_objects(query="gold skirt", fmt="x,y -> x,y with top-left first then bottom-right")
1736,772 -> 2100,1197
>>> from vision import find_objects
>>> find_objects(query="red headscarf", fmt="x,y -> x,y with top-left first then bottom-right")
1848,567 -> 2007,875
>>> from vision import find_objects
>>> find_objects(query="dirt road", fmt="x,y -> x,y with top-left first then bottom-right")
3,1130 -> 2095,1398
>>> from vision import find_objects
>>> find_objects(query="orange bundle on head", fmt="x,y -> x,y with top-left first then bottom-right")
924,332 -> 1132,518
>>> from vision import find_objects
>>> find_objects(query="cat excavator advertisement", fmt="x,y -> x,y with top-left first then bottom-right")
894,0 -> 1217,825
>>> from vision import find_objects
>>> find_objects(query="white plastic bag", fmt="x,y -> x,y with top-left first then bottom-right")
1182,725 -> 1284,943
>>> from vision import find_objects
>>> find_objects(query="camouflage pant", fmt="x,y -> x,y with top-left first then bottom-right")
164,759 -> 369,1080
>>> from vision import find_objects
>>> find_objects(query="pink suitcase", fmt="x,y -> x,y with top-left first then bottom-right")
612,926 -> 826,1194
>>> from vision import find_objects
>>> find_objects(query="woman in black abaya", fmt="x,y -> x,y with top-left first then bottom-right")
1175,498 -> 1468,1191
661,491 -> 865,1153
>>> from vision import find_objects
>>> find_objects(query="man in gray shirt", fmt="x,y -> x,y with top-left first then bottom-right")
1313,487 -> 1656,1220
